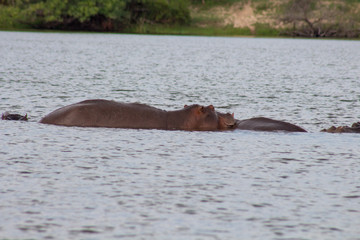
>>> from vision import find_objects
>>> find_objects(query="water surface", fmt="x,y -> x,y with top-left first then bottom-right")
1,32 -> 360,240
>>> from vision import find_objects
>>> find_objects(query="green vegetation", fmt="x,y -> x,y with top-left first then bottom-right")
0,0 -> 190,31
0,0 -> 359,38
191,0 -> 245,8
127,23 -> 252,36
254,23 -> 279,37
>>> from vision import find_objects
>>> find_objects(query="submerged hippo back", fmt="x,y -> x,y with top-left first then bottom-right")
235,117 -> 306,132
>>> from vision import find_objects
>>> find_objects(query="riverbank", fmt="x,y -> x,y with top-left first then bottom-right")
187,0 -> 360,38
1,0 -> 359,38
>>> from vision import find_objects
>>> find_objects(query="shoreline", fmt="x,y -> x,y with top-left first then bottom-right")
1,28 -> 359,41
1,0 -> 359,39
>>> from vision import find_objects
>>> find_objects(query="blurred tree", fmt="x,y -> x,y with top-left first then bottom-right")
279,0 -> 360,37
19,0 -> 129,30
8,0 -> 190,31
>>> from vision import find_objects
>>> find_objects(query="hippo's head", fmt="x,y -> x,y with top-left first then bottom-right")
182,104 -> 219,131
217,112 -> 236,130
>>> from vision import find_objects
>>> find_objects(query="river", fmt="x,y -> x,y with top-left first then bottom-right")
1,31 -> 360,240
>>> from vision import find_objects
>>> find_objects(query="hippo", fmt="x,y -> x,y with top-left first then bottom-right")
234,117 -> 307,132
39,99 -> 222,131
321,122 -> 360,133
1,112 -> 28,121
215,113 -> 306,132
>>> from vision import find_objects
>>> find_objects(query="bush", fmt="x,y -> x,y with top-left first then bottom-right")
254,23 -> 279,36
0,5 -> 19,28
0,5 -> 31,29
127,0 -> 190,25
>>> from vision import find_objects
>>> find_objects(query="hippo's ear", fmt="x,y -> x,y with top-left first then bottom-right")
208,105 -> 215,111
184,105 -> 188,108
232,113 -> 234,118
1,112 -> 8,120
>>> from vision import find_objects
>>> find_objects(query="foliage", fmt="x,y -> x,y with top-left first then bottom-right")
127,0 -> 190,25
0,0 -> 190,30
191,0 -> 243,6
0,5 -> 23,28
254,23 -> 279,36
128,23 -> 252,36
254,1 -> 272,13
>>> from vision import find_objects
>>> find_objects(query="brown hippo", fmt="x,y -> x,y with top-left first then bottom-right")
234,117 -> 307,132
39,99 -> 222,131
236,117 -> 306,132
217,112 -> 236,130
214,113 -> 306,132
213,111 -> 306,132
1,112 -> 28,121
321,122 -> 360,133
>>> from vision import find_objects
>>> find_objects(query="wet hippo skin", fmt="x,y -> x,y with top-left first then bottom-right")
39,99 -> 221,131
213,110 -> 306,132
234,117 -> 307,132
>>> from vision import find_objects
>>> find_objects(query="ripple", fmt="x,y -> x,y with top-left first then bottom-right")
1,32 -> 360,240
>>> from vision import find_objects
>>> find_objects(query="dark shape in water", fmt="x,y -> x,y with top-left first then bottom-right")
321,122 -> 360,133
2,112 -> 28,121
216,113 -> 307,132
235,117 -> 307,132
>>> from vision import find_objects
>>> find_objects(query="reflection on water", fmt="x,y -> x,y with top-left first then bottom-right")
1,32 -> 360,240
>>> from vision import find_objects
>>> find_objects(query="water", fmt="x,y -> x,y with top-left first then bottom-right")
1,31 -> 360,240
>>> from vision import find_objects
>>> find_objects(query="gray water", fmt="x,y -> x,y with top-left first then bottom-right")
1,31 -> 360,240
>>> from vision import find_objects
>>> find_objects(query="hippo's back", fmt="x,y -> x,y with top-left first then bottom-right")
40,99 -> 167,129
235,117 -> 306,132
